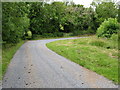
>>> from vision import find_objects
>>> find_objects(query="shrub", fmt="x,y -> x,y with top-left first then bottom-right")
42,32 -> 63,37
42,33 -> 55,37
110,33 -> 118,41
24,31 -> 32,40
59,24 -> 64,31
96,18 -> 120,38
87,26 -> 96,34
89,40 -> 106,47
72,30 -> 85,36
27,31 -> 32,39
54,32 -> 63,37
63,33 -> 73,37
32,34 -> 43,40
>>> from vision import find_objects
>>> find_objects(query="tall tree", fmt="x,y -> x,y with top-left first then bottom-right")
117,1 -> 120,22
2,2 -> 30,43
95,2 -> 117,25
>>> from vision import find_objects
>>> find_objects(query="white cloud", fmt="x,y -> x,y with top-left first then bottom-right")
73,0 -> 93,7
54,0 -> 120,7
52,0 -> 93,7
72,0 -> 120,7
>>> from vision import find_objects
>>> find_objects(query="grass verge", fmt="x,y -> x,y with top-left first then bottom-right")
46,36 -> 118,84
2,41 -> 25,79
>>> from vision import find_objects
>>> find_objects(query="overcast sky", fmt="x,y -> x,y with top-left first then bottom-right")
2,0 -> 120,6
73,0 -> 120,7
55,0 -> 93,7
55,0 -> 120,7
72,0 -> 93,7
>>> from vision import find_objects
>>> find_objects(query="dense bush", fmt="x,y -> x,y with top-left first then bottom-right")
25,31 -> 32,39
28,2 -> 98,37
2,2 -> 30,44
110,33 -> 118,41
63,33 -> 73,37
42,32 -> 63,38
2,1 -> 119,44
97,18 -> 120,38
72,29 -> 95,36
95,2 -> 117,25
29,2 -> 66,36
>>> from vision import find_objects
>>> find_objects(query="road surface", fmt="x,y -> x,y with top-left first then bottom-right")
2,37 -> 118,88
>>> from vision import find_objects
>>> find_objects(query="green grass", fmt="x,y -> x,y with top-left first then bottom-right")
2,41 -> 25,79
46,36 -> 118,84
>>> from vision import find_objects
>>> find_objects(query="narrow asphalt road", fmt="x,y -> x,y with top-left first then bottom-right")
2,37 -> 118,88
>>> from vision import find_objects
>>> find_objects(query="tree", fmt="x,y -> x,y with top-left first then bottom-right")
29,2 -> 67,36
2,2 -> 30,43
117,1 -> 120,22
95,2 -> 117,25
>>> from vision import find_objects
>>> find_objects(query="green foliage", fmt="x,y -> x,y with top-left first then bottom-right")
72,30 -> 85,36
2,2 -> 30,44
91,1 -> 118,29
118,5 -> 120,23
95,2 -> 117,24
28,2 -> 98,37
29,2 -> 67,37
2,1 -> 118,42
72,29 -> 95,36
110,33 -> 118,41
59,24 -> 64,31
42,32 -> 63,38
26,30 -> 32,39
97,18 -> 120,38
27,31 -> 32,37
63,33 -> 73,37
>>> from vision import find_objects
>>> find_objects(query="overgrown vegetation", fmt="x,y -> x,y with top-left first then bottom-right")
2,2 -> 30,44
46,36 -> 118,83
97,18 -> 120,38
2,0 -> 119,44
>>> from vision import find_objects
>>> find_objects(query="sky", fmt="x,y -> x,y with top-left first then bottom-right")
73,0 -> 120,7
1,0 -> 120,6
72,0 -> 93,7
55,0 -> 93,7
55,0 -> 120,7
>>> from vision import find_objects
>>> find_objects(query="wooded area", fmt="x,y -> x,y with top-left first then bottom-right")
2,0 -> 120,44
